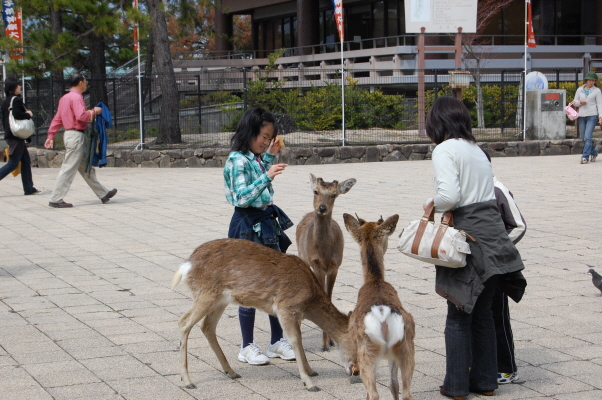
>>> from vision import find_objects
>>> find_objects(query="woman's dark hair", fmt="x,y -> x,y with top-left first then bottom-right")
230,107 -> 278,153
426,97 -> 476,145
69,73 -> 86,87
4,76 -> 20,97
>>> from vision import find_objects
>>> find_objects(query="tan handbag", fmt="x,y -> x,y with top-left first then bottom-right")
397,200 -> 472,268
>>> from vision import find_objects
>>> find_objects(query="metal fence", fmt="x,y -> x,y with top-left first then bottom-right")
6,68 -> 584,150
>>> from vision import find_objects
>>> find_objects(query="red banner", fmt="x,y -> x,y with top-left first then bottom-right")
526,0 -> 536,48
2,3 -> 23,60
332,0 -> 344,43
133,0 -> 139,52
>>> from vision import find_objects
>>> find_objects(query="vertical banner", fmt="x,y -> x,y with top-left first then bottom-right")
526,0 -> 536,48
1,1 -> 23,60
332,0 -> 344,42
133,0 -> 139,51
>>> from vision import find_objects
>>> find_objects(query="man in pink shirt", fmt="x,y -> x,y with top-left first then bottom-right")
44,73 -> 117,208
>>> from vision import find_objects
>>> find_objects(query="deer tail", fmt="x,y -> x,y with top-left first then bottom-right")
171,261 -> 192,290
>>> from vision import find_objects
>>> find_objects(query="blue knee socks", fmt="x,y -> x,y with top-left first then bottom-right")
239,307 -> 284,348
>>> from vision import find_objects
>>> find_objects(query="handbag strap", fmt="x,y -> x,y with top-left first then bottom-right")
431,210 -> 453,258
411,200 -> 435,255
8,95 -> 27,112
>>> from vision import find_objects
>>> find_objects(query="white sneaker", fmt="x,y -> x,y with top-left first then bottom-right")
238,343 -> 269,365
266,338 -> 296,360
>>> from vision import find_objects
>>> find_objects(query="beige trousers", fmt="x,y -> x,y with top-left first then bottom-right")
49,130 -> 108,203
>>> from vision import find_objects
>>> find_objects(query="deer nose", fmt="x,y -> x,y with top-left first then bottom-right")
318,205 -> 327,213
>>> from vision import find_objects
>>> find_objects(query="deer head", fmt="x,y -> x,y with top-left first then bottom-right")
343,213 -> 399,254
309,173 -> 356,216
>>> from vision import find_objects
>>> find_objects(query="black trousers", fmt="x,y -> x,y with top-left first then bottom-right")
492,287 -> 517,373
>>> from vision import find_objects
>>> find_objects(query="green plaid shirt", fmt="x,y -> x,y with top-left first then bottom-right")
224,151 -> 275,209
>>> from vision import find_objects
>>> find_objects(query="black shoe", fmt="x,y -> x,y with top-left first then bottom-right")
101,188 -> 117,204
25,189 -> 43,195
49,201 -> 73,208
440,386 -> 466,400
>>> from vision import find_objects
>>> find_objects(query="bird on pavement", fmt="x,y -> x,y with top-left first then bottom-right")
588,268 -> 602,295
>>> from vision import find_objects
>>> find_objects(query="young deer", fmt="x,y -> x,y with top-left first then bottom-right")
296,173 -> 356,350
343,214 -> 415,400
171,238 -> 358,391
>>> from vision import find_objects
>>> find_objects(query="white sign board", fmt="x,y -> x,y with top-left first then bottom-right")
405,0 -> 478,33
525,71 -> 548,91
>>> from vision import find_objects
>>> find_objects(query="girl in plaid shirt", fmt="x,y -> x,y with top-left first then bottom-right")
223,107 -> 296,365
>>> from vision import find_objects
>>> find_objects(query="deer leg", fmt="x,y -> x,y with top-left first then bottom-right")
388,359 -> 400,400
280,314 -> 320,391
397,341 -> 415,400
200,303 -> 240,379
325,269 -> 339,347
312,267 -> 330,352
178,301 -> 212,389
358,343 -> 379,400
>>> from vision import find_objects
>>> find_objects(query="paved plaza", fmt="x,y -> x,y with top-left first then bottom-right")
1,154 -> 602,400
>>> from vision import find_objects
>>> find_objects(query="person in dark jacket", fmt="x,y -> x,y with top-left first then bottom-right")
0,77 -> 41,195
483,151 -> 527,385
426,97 -> 526,400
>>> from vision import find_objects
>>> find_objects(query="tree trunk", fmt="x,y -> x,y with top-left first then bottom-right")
88,32 -> 109,107
147,0 -> 182,144
143,21 -> 155,106
49,6 -> 65,105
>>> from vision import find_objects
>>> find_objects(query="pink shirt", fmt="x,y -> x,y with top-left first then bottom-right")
47,89 -> 92,140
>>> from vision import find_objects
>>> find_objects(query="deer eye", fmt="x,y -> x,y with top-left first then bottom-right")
332,194 -> 337,198
313,190 -> 318,195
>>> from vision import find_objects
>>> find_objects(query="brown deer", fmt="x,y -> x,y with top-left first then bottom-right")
171,238 -> 358,391
296,173 -> 356,350
343,213 -> 415,400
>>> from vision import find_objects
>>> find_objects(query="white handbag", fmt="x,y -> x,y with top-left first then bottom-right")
9,96 -> 35,139
397,200 -> 472,268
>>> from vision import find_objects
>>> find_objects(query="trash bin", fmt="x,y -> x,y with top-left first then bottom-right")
525,90 -> 566,140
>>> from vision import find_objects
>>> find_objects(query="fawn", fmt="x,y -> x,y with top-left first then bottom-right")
296,173 -> 356,350
171,238 -> 358,391
343,213 -> 415,400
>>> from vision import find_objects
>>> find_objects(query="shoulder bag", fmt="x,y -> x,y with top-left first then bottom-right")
397,200 -> 472,268
9,96 -> 35,139
564,100 -> 579,121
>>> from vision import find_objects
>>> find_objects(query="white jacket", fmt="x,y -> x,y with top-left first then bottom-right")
573,85 -> 602,118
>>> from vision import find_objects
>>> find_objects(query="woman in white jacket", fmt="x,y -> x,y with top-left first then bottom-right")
573,71 -> 602,164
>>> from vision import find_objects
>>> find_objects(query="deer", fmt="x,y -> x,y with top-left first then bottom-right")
170,238 -> 358,392
296,173 -> 356,351
343,213 -> 415,400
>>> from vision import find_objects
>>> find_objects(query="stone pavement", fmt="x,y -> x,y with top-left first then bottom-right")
1,154 -> 601,400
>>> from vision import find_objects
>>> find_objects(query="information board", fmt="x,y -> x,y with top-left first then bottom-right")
405,0 -> 478,33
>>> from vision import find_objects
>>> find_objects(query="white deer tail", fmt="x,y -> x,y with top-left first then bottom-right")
364,305 -> 405,350
171,261 -> 192,290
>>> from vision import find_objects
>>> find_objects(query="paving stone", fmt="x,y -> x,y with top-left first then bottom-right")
2,155 -> 602,399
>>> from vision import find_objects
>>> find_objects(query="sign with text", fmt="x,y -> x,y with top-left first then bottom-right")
404,0 -> 477,33
1,0 -> 23,59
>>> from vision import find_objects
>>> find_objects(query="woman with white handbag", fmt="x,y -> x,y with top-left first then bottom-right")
0,77 -> 41,195
426,97 -> 526,400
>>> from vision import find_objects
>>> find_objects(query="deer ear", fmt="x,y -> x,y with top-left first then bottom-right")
380,214 -> 399,236
309,173 -> 318,190
338,178 -> 356,194
343,213 -> 360,234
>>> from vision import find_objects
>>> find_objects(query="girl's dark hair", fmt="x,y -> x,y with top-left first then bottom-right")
426,96 -> 476,145
4,76 -> 20,97
230,107 -> 278,153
